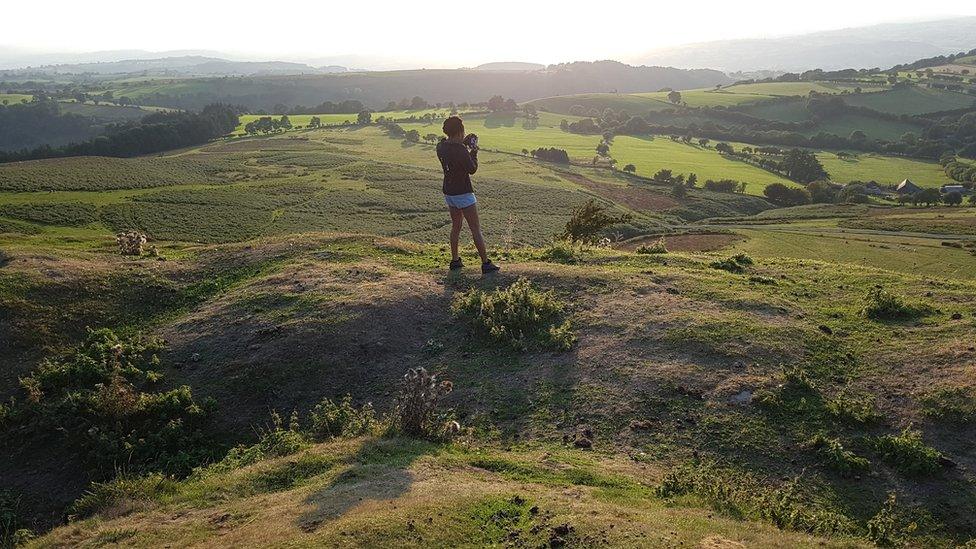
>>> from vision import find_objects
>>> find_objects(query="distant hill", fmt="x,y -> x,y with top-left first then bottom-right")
474,62 -> 545,71
101,60 -> 733,111
636,17 -> 976,72
6,56 -> 338,77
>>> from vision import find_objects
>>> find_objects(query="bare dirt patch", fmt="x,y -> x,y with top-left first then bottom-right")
560,172 -> 678,212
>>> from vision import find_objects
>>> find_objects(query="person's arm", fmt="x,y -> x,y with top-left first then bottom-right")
460,146 -> 478,175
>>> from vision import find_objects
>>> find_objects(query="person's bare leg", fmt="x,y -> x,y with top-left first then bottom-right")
449,207 -> 464,261
462,205 -> 489,264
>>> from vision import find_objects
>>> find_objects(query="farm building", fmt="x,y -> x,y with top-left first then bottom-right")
896,179 -> 923,194
940,184 -> 970,194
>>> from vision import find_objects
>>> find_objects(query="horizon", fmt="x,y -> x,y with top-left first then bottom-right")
4,2 -> 976,70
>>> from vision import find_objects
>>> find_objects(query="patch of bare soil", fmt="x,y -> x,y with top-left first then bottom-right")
560,172 -> 678,212
161,258 -> 452,438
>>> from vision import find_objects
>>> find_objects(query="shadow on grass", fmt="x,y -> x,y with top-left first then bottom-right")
296,436 -> 439,532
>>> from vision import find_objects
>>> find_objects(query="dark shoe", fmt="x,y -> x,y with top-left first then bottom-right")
481,261 -> 500,274
449,258 -> 463,271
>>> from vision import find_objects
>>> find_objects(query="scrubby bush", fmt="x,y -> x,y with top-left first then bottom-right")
866,493 -> 919,547
871,428 -> 943,477
70,473 -> 179,519
13,329 -> 215,477
1,491 -> 34,547
452,277 -> 575,351
308,395 -> 379,439
710,253 -> 752,273
804,433 -> 870,476
636,237 -> 667,254
395,367 -> 454,439
539,239 -> 590,264
116,231 -> 147,255
918,387 -> 976,423
861,288 -> 932,320
826,387 -> 880,424
560,199 -> 631,244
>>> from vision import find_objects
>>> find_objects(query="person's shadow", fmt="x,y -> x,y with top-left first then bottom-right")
296,436 -> 438,532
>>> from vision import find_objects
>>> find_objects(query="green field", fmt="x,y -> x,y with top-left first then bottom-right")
527,93 -> 674,115
842,86 -> 976,115
817,151 -> 953,186
802,113 -> 921,141
720,81 -> 883,96
235,109 -> 462,134
634,89 -> 775,107
0,93 -> 32,105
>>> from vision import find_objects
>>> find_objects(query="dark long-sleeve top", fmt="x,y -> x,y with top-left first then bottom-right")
436,139 -> 478,195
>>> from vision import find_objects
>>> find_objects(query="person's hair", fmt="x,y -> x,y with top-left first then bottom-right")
442,116 -> 464,137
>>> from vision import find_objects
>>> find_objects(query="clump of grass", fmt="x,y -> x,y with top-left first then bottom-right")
754,366 -> 821,414
871,428 -> 943,477
710,253 -> 754,273
862,288 -> 932,321
918,386 -> 976,424
1,490 -> 34,547
655,460 -> 854,536
70,473 -> 179,519
826,387 -> 880,425
804,433 -> 870,476
452,277 -> 575,351
539,239 -> 590,264
636,237 -> 667,254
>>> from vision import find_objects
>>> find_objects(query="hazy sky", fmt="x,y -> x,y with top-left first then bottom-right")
5,0 -> 976,66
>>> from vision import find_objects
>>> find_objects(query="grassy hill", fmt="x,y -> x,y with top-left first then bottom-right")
3,121 -> 976,548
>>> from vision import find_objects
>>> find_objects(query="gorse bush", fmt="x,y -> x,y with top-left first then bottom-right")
452,277 -> 575,351
862,288 -> 931,321
539,239 -> 590,264
871,428 -> 943,477
804,433 -> 870,476
560,199 -> 631,244
14,329 -> 214,477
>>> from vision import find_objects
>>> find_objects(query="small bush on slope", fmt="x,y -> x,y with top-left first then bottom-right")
11,328 -> 215,478
394,367 -> 456,439
804,433 -> 870,476
452,277 -> 575,351
862,288 -> 932,321
918,387 -> 976,424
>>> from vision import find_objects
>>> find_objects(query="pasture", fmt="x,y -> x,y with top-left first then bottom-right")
841,86 -> 976,115
816,151 -> 953,186
0,93 -> 32,104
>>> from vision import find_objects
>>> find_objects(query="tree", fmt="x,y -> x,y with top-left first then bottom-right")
686,173 -> 698,188
849,130 -> 867,142
671,183 -> 687,198
781,149 -> 829,183
698,138 -> 710,148
915,188 -> 941,206
487,95 -> 505,112
652,169 -> 673,183
404,129 -> 421,142
423,133 -> 439,144
807,180 -> 836,204
715,142 -> 734,154
503,98 -> 518,112
357,111 -> 372,125
623,164 -> 636,173
308,116 -> 322,129
279,115 -> 292,130
944,191 -> 963,206
667,90 -> 682,104
409,96 -> 428,110
764,183 -> 811,206
521,148 -> 529,155
596,142 -> 610,157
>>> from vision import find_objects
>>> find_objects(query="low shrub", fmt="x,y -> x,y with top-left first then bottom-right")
871,428 -> 943,477
560,199 -> 631,244
804,433 -> 870,476
636,237 -> 667,254
70,473 -> 179,519
539,239 -> 590,264
710,253 -> 753,273
866,493 -> 919,547
308,395 -> 379,439
1,491 -> 34,547
14,328 -> 215,477
918,386 -> 976,424
452,277 -> 575,351
826,387 -> 880,424
862,288 -> 932,321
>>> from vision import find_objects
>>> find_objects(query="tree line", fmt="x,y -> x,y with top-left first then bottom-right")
0,104 -> 240,163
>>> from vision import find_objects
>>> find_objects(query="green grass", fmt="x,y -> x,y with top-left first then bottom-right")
842,86 -> 976,115
0,93 -> 32,105
817,152 -> 953,186
527,93 -> 674,115
57,101 -> 152,122
802,114 -> 920,142
234,109 -> 462,135
634,89 -> 775,107
720,82 -> 883,97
